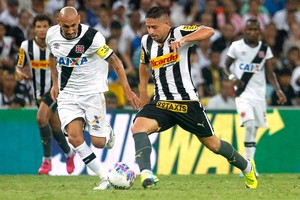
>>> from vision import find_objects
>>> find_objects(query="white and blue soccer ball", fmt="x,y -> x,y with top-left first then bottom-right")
108,162 -> 136,189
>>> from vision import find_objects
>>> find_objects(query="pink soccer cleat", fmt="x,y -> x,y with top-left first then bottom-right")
38,160 -> 52,175
66,153 -> 75,174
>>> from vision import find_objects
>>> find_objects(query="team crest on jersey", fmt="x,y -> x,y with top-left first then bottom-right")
167,38 -> 176,44
258,50 -> 265,58
75,45 -> 85,53
53,43 -> 60,49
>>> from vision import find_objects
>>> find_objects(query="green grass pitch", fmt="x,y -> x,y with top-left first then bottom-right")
1,174 -> 299,200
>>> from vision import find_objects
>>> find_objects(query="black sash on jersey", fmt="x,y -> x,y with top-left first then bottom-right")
235,42 -> 268,97
60,26 -> 97,91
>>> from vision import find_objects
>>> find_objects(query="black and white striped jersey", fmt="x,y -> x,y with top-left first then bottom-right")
17,38 -> 51,101
46,24 -> 113,95
140,25 -> 200,101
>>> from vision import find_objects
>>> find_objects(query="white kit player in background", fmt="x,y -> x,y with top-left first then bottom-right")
46,6 -> 140,190
224,17 -> 286,174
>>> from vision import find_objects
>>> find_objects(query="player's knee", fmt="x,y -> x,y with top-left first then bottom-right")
91,138 -> 106,149
36,115 -> 48,127
131,124 -> 138,134
200,136 -> 220,153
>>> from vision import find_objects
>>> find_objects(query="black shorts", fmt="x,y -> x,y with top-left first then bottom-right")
37,91 -> 57,112
134,100 -> 214,138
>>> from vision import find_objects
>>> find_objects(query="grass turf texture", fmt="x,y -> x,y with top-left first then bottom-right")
1,174 -> 299,200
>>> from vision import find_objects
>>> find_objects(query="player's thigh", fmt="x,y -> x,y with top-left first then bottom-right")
80,93 -> 111,138
36,101 -> 52,126
253,99 -> 267,127
133,103 -> 175,134
57,92 -> 85,135
176,101 -> 214,138
235,97 -> 255,125
65,118 -> 85,147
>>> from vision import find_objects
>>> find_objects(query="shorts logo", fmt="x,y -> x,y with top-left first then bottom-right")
156,101 -> 188,113
241,112 -> 246,118
92,115 -> 102,124
75,45 -> 85,53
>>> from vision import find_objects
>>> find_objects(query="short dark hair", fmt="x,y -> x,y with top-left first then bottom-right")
245,17 -> 260,27
33,15 -> 52,27
146,6 -> 168,19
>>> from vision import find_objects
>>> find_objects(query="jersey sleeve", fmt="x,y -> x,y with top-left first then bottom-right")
265,46 -> 273,60
227,41 -> 237,59
16,41 -> 28,68
93,32 -> 113,60
139,35 -> 150,64
175,25 -> 201,47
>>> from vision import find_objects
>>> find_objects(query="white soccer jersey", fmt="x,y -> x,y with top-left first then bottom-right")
46,24 -> 113,95
227,39 -> 273,100
140,25 -> 200,101
17,39 -> 52,100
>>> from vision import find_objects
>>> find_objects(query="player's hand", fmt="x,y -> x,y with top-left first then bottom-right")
169,39 -> 183,54
125,91 -> 141,110
276,90 -> 287,105
50,85 -> 59,102
16,66 -> 31,80
232,78 -> 244,88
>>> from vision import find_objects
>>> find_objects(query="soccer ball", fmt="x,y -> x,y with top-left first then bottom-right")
108,162 -> 136,189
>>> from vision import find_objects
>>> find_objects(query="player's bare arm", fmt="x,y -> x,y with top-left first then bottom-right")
265,58 -> 287,104
107,53 -> 141,109
169,26 -> 214,54
49,53 -> 59,102
139,62 -> 151,106
224,56 -> 244,88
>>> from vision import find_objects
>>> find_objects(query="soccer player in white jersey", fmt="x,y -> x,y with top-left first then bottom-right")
224,17 -> 287,175
131,6 -> 258,189
16,15 -> 75,175
46,7 -> 140,190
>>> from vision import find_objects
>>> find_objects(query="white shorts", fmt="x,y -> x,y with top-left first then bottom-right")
235,97 -> 267,127
57,92 -> 111,137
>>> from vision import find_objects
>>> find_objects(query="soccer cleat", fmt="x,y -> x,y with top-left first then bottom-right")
93,178 -> 112,190
244,159 -> 258,189
38,160 -> 52,175
66,153 -> 75,174
105,126 -> 115,149
140,170 -> 159,189
240,171 -> 259,178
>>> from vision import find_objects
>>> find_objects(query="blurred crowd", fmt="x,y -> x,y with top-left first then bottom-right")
0,0 -> 300,110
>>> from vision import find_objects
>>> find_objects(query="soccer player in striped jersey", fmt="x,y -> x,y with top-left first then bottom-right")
131,6 -> 258,189
47,7 -> 140,190
224,17 -> 286,176
16,15 -> 75,175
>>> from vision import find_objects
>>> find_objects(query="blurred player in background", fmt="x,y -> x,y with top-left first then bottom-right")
47,7 -> 140,190
224,17 -> 287,175
16,15 -> 75,175
131,6 -> 258,189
